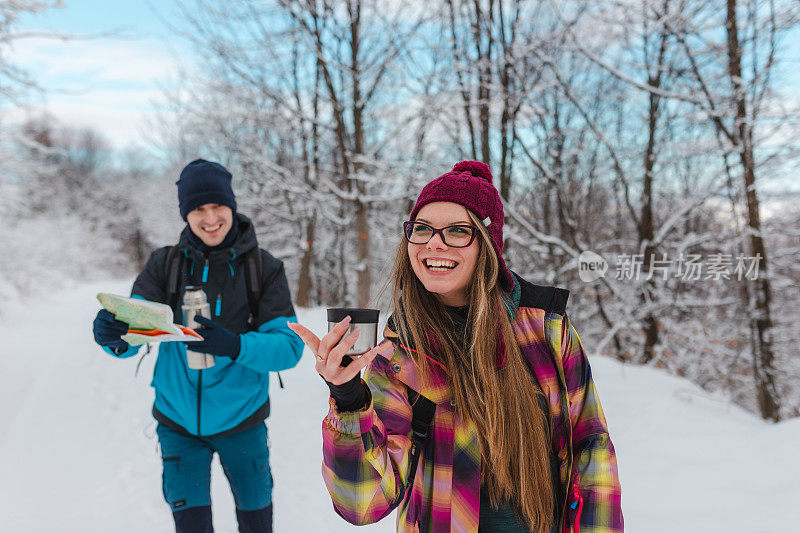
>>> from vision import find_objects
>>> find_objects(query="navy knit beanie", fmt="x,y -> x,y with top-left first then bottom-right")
176,159 -> 237,220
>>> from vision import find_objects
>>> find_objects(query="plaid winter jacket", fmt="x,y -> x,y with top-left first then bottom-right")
321,275 -> 623,532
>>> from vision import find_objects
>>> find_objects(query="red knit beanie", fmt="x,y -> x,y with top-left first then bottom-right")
409,161 -> 514,292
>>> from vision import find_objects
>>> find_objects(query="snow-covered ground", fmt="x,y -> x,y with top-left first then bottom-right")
0,279 -> 797,532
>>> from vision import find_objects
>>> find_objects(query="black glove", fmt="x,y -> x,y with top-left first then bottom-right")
93,309 -> 130,354
185,316 -> 241,358
324,373 -> 368,412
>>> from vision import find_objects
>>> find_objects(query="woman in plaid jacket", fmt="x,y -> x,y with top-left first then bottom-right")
289,161 -> 623,533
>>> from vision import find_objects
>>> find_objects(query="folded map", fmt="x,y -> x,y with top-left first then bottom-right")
96,293 -> 203,346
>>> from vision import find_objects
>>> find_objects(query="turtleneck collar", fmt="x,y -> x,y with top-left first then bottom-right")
187,218 -> 240,256
444,304 -> 470,340
442,275 -> 520,334
387,275 -> 521,368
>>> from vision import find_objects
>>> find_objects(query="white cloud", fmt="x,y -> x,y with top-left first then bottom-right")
6,103 -> 161,149
7,34 -> 187,148
12,35 -> 181,85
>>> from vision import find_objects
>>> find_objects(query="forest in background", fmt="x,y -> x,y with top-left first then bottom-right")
1,0 -> 799,422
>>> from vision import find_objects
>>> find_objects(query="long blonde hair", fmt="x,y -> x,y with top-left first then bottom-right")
388,210 -> 554,532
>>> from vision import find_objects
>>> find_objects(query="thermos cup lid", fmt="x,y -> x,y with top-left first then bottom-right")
182,286 -> 208,304
327,307 -> 380,323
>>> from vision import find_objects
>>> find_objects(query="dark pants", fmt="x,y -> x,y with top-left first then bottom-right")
157,423 -> 273,533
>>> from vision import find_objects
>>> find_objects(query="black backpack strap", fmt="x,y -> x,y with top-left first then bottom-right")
393,386 -> 436,507
165,245 -> 184,314
242,247 -> 285,389
242,247 -> 262,329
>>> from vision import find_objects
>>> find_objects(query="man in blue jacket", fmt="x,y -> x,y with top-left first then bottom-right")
92,159 -> 303,533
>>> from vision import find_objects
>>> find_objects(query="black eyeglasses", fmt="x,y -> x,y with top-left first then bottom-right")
403,221 -> 479,248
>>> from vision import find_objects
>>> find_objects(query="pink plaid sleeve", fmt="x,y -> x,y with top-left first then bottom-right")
320,350 -> 414,525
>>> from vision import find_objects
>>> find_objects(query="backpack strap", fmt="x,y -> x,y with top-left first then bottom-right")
165,245 -> 184,314
393,386 -> 436,507
242,247 -> 262,329
242,247 -> 285,389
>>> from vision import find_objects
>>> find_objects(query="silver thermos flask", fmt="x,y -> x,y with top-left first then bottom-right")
182,286 -> 215,369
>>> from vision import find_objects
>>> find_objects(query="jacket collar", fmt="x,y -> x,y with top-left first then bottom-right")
376,327 -> 453,405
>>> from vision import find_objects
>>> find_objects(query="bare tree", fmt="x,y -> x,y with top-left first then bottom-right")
663,0 -> 798,421
153,0 -> 800,419
164,0 -> 428,306
560,0 -> 799,420
440,0 -> 552,198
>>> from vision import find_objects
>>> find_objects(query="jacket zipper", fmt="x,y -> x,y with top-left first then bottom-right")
197,258 -> 210,436
197,369 -> 203,436
563,473 -> 583,533
215,293 -> 222,317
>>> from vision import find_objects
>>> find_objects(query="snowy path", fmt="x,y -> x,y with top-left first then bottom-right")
0,280 -> 796,532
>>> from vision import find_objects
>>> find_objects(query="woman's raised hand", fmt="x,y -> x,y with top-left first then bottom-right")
287,316 -> 380,385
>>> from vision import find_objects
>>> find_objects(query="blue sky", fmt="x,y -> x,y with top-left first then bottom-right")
11,0 -> 193,149
10,1 -> 799,155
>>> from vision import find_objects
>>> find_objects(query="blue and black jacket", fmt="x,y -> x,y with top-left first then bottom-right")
105,213 -> 303,437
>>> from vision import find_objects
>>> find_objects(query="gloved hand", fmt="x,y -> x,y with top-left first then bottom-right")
93,309 -> 130,354
186,316 -> 241,359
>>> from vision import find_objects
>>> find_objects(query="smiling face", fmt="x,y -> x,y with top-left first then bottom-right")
186,203 -> 234,247
407,202 -> 480,307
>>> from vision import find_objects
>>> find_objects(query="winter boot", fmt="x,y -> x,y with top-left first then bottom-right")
173,505 -> 213,533
235,504 -> 273,533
